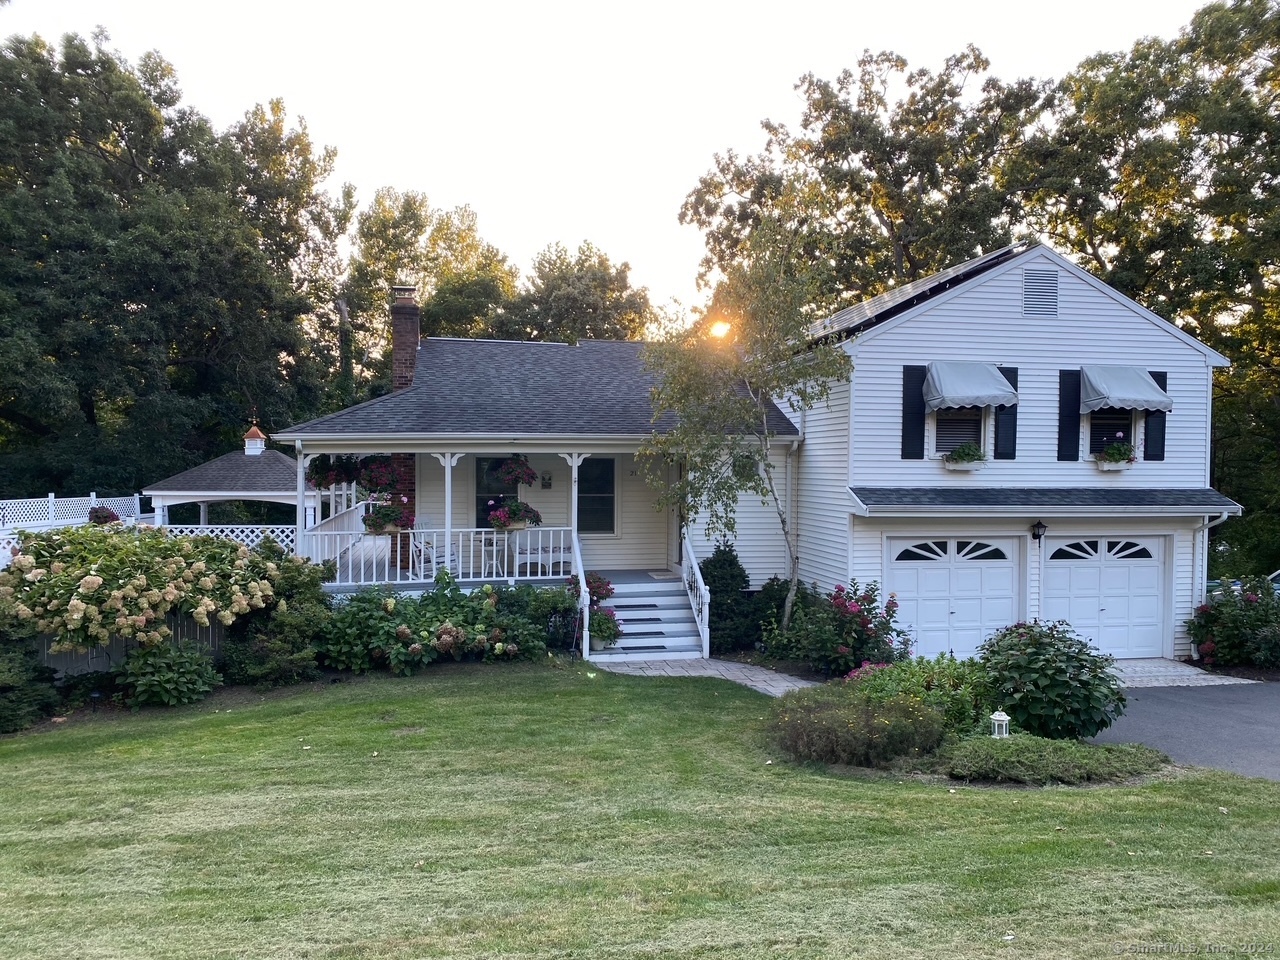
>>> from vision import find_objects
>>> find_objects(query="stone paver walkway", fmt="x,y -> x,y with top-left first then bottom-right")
1114,657 -> 1258,688
599,656 -> 1256,693
595,658 -> 816,697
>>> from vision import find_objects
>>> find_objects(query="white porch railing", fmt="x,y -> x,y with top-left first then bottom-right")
682,528 -> 711,657
299,518 -> 577,587
572,533 -> 590,656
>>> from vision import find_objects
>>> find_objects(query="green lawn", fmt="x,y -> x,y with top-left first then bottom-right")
2,663 -> 1278,959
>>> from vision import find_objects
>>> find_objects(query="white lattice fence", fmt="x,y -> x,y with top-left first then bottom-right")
162,525 -> 297,552
0,494 -> 141,531
0,533 -> 20,570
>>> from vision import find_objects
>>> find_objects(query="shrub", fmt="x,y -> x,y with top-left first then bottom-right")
772,685 -> 944,767
219,545 -> 331,688
114,642 -> 221,708
0,525 -> 281,651
699,543 -> 753,653
496,583 -> 580,652
978,621 -> 1125,740
763,581 -> 909,675
87,506 -> 120,524
0,633 -> 59,733
1187,578 -> 1280,666
321,573 -> 550,675
944,734 -> 1167,785
850,654 -> 994,736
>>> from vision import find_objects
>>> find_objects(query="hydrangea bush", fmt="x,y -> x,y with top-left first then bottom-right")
0,525 -> 280,651
763,581 -> 910,675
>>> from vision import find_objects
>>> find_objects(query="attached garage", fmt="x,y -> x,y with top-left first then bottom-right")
1041,537 -> 1164,658
886,537 -> 1019,659
850,487 -> 1244,662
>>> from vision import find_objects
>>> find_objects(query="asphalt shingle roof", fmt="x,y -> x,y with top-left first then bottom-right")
276,338 -> 799,439
808,244 -> 1027,340
144,449 -> 299,494
850,486 -> 1241,513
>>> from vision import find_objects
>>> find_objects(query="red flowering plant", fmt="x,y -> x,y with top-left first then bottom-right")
567,571 -> 615,608
305,454 -> 361,488
1187,576 -> 1280,667
357,456 -> 408,495
494,454 -> 538,487
486,499 -> 542,530
762,580 -> 910,676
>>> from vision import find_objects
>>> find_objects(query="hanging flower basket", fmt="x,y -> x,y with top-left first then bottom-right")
494,454 -> 538,487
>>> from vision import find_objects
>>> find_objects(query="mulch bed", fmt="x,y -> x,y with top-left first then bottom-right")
1186,661 -> 1280,682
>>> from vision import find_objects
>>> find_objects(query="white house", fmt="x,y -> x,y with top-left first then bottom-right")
794,243 -> 1238,661
272,246 -> 1239,663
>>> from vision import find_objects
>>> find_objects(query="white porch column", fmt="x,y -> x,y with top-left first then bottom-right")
294,443 -> 306,554
198,502 -> 208,525
432,453 -> 463,560
558,453 -> 590,533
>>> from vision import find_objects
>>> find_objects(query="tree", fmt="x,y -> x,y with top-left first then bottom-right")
642,221 -> 850,627
682,47 -> 1049,308
341,190 -> 516,390
491,241 -> 654,342
0,33 -> 345,495
1010,0 -> 1280,573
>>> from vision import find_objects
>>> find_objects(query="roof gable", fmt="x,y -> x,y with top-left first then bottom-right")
814,245 -> 1230,367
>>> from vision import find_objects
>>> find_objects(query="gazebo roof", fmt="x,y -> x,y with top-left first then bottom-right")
142,449 -> 299,497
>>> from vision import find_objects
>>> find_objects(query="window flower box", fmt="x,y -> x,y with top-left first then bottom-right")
942,459 -> 985,472
1095,459 -> 1134,472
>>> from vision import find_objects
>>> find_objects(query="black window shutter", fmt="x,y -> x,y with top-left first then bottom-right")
901,365 -> 927,459
1057,370 -> 1081,461
993,367 -> 1018,460
1145,371 -> 1168,461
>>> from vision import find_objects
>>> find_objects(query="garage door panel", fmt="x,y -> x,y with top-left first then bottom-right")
1042,537 -> 1164,659
888,538 -> 1018,660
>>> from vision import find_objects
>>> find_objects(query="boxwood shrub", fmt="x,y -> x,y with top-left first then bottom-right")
945,734 -> 1167,785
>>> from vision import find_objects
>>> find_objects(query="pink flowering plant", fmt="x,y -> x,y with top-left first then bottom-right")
305,454 -> 361,488
1187,576 -> 1280,667
0,525 -> 281,652
362,496 -> 414,531
1095,430 -> 1136,463
356,456 -> 409,495
762,580 -> 910,675
494,454 -> 538,487
486,498 -> 542,530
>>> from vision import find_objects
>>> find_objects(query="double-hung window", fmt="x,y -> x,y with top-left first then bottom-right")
577,459 -> 616,534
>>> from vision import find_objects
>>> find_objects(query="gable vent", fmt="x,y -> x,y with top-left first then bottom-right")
1023,268 -> 1059,317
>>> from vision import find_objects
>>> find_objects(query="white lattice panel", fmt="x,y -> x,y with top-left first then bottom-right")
0,534 -> 21,569
97,497 -> 138,518
0,499 -> 56,529
51,497 -> 94,522
163,525 -> 296,553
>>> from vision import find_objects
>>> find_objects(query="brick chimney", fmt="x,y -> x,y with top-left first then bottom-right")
390,284 -> 420,392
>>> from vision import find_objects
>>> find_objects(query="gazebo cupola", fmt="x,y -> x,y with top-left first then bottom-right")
244,425 -> 268,456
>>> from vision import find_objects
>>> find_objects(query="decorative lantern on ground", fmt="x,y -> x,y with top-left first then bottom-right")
990,710 -> 1011,739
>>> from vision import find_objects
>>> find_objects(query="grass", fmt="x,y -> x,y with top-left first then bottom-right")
1,661 -> 1278,959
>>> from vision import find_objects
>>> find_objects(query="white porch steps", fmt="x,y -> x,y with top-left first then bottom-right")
591,580 -> 704,662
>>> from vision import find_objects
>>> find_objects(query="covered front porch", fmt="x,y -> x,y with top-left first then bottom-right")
288,446 -> 709,660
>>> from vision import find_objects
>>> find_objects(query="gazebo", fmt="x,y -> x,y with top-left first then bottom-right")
142,427 -> 321,528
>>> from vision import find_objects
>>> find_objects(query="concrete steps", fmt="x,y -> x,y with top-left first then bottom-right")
591,580 -> 704,661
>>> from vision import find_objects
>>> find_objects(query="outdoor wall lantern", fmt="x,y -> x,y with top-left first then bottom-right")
990,710 -> 1011,739
1030,520 -> 1047,541
540,471 -> 553,489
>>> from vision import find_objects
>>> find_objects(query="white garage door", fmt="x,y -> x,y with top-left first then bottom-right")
1041,538 -> 1164,658
887,538 -> 1019,659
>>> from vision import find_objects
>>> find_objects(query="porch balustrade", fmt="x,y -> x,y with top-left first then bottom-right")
299,515 -> 576,587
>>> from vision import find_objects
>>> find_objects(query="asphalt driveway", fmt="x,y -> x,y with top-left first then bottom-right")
1093,682 -> 1280,781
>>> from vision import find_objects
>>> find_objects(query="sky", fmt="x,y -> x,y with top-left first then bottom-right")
4,0 -> 1210,311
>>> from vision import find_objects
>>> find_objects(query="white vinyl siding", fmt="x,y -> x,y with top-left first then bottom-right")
687,453 -> 792,589
848,251 -> 1214,488
794,379 -> 853,588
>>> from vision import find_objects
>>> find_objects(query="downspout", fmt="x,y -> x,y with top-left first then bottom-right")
1188,510 -> 1231,659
